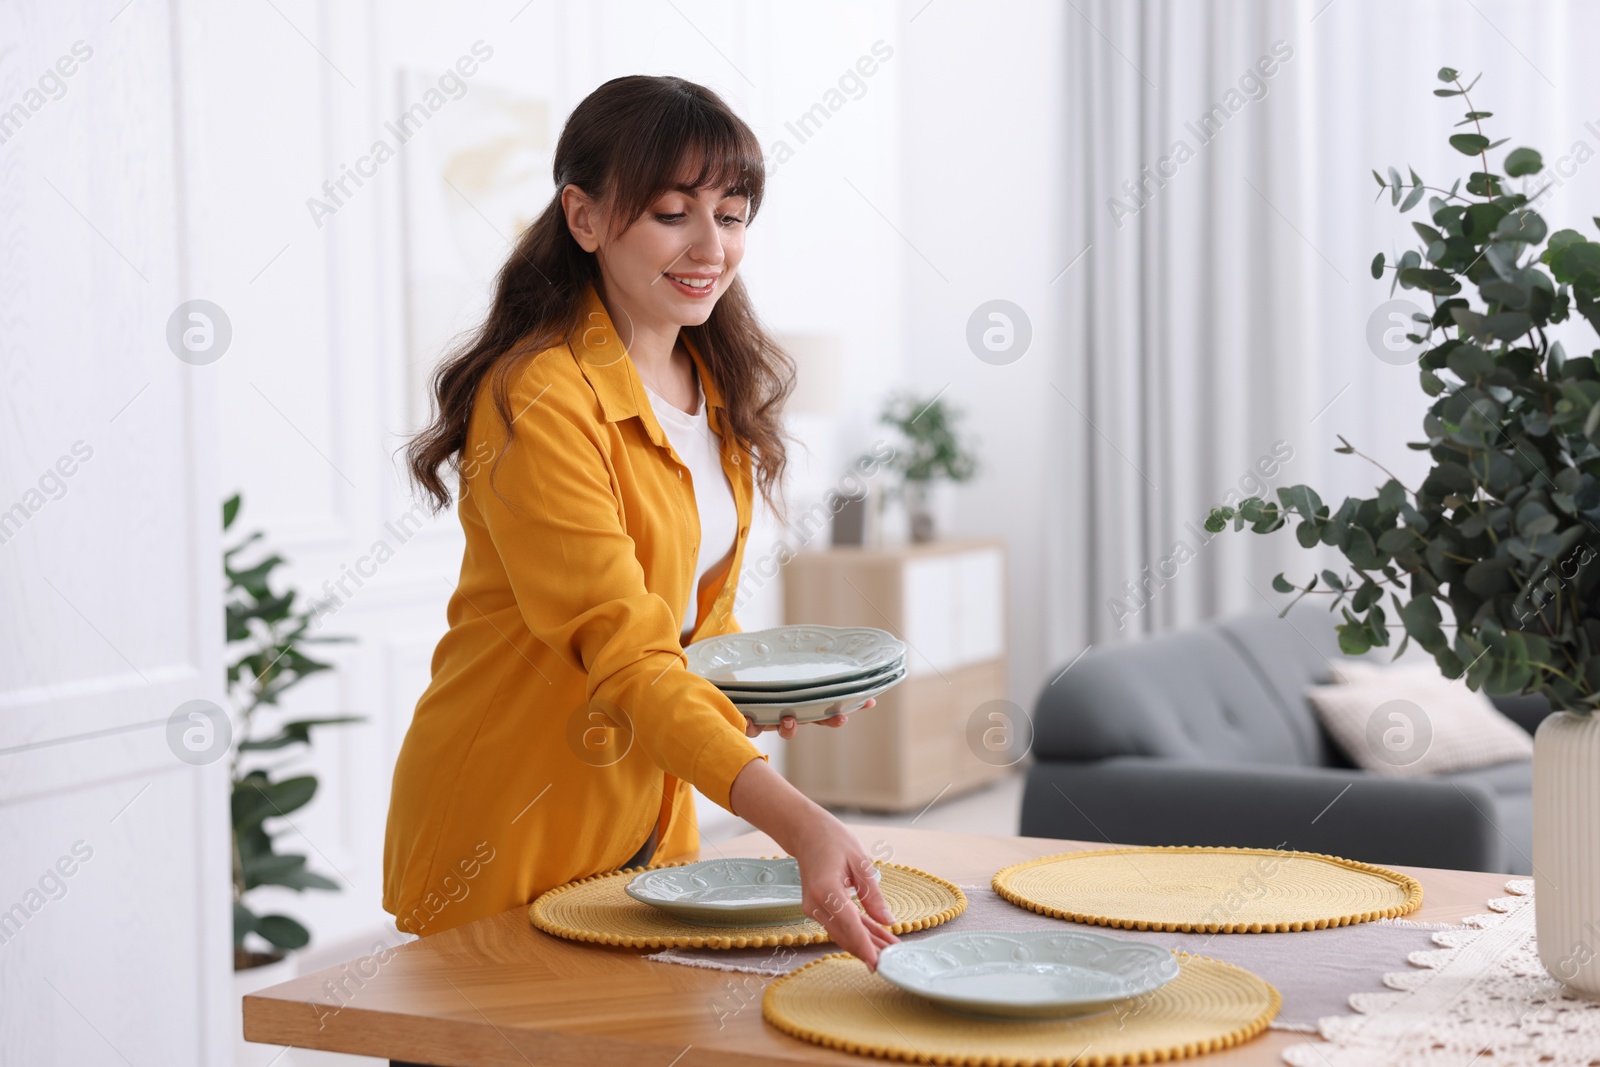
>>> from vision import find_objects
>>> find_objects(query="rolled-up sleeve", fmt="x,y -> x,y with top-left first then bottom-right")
465,366 -> 767,813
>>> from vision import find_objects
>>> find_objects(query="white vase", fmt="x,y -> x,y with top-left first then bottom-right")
1533,710 -> 1600,998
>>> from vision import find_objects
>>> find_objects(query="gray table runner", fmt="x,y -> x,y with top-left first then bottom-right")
644,884 -> 1456,1031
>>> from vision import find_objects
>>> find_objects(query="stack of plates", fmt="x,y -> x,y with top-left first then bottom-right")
685,625 -> 908,726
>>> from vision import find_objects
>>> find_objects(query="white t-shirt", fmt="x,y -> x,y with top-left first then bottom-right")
642,373 -> 738,642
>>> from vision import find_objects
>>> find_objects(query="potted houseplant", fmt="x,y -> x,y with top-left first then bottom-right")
224,493 -> 361,978
1205,69 -> 1600,994
863,390 -> 980,542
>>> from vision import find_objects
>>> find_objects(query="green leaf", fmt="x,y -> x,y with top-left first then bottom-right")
1400,595 -> 1447,651
232,774 -> 318,831
1343,526 -> 1384,570
243,852 -> 339,892
1450,133 -> 1490,156
1466,171 -> 1504,198
1547,240 -> 1600,289
223,494 -> 241,531
1400,183 -> 1426,212
1493,210 -> 1547,246
1371,252 -> 1385,279
1271,573 -> 1295,594
1337,622 -> 1373,656
255,914 -> 312,951
1377,479 -> 1407,514
237,716 -> 364,752
1479,276 -> 1531,309
1546,228 -> 1587,256
1400,267 -> 1462,296
1377,527 -> 1415,553
1482,311 -> 1533,341
1438,67 -> 1459,82
1351,580 -> 1380,613
1504,147 -> 1543,176
1277,484 -> 1325,518
1413,222 -> 1444,246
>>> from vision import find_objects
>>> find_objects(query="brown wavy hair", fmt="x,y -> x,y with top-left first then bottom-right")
406,74 -> 794,519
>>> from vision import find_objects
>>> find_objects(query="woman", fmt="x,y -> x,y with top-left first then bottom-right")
382,75 -> 899,975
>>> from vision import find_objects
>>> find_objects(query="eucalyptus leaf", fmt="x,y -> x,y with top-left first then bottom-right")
1504,147 -> 1543,176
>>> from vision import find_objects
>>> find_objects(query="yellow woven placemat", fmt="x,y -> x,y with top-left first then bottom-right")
528,857 -> 966,949
763,950 -> 1280,1066
993,846 -> 1422,933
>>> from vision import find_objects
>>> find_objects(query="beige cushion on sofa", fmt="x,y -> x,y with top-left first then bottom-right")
1304,660 -> 1533,777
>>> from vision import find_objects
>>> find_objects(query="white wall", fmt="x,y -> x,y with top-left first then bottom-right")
895,0 -> 1069,717
1,0 -> 230,1063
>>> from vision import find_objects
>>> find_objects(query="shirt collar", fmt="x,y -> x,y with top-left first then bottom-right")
570,282 -> 729,442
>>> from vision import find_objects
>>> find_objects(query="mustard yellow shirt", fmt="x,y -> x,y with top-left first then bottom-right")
382,283 -> 768,937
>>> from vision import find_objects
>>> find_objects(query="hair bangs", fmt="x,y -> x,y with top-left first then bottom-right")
606,91 -> 765,234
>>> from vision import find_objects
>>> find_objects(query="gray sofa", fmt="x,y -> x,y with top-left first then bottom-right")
1020,605 -> 1549,874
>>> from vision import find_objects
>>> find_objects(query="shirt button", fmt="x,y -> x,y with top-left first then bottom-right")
677,469 -> 683,479
731,454 -> 741,466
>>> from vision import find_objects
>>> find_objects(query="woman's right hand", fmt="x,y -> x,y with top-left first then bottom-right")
727,754 -> 900,969
788,808 -> 900,968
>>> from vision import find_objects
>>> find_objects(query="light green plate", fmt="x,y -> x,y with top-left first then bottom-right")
624,858 -> 876,927
875,930 -> 1180,1019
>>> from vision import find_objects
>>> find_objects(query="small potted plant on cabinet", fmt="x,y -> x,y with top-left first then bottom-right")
863,390 -> 980,543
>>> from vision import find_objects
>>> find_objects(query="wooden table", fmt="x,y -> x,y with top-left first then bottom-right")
244,824 -> 1513,1065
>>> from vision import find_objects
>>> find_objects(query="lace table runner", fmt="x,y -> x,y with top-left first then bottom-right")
1283,880 -> 1600,1066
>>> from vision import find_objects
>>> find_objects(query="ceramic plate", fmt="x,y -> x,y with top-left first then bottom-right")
733,665 -> 907,725
624,857 -> 877,927
686,626 -> 907,690
719,656 -> 906,703
875,930 -> 1180,1019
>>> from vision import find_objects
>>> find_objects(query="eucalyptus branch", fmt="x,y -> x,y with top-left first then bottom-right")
1454,74 -> 1491,197
1334,435 -> 1416,497
1207,67 -> 1600,711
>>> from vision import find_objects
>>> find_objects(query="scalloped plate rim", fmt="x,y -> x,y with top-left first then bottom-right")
875,929 -> 1181,1018
686,626 -> 907,689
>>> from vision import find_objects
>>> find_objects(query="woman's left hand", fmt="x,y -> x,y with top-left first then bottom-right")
744,698 -> 873,739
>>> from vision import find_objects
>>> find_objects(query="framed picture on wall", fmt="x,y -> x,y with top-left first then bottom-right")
397,69 -> 553,430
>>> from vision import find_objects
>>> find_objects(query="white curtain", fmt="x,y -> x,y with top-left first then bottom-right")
1047,0 -> 1595,659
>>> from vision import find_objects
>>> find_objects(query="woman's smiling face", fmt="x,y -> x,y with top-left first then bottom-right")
564,169 -> 749,334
